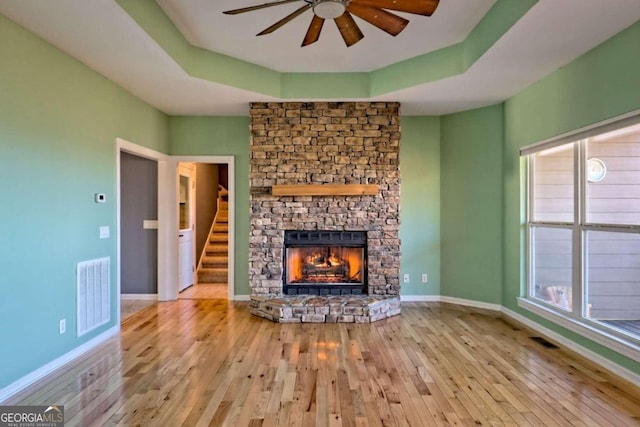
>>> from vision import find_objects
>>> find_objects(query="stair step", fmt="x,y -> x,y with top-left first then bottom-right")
206,244 -> 228,255
198,268 -> 227,283
201,203 -> 228,279
209,234 -> 228,243
202,256 -> 228,268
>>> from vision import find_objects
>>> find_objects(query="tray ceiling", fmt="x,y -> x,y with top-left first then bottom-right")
156,0 -> 495,72
1,0 -> 640,115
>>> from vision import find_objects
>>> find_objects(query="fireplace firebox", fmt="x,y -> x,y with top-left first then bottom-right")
283,230 -> 367,295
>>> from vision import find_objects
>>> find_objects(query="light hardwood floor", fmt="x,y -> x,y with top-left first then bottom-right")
179,283 -> 228,300
120,299 -> 157,321
7,301 -> 640,426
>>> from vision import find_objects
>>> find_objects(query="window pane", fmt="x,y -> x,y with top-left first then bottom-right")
586,125 -> 640,225
586,231 -> 640,327
532,145 -> 574,222
531,226 -> 573,311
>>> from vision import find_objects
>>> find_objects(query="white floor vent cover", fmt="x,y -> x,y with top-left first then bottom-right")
77,257 -> 110,337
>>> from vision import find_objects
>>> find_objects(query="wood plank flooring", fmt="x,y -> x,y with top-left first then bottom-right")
120,299 -> 157,321
179,284 -> 228,300
7,301 -> 640,426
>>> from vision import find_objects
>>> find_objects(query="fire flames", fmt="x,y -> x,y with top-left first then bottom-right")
287,246 -> 362,284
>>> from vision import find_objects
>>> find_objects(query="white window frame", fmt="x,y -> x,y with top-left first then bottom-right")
519,111 -> 640,362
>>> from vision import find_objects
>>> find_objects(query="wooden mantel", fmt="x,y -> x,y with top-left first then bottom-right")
271,184 -> 379,196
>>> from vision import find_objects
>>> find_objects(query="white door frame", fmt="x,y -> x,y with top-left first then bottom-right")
161,156 -> 236,301
177,163 -> 197,291
116,141 -> 236,303
115,138 -> 168,324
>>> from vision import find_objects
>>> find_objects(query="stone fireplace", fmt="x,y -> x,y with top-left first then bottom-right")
248,102 -> 401,322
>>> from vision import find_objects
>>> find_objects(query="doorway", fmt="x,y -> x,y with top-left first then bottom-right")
116,139 -> 168,324
116,143 -> 235,306
178,162 -> 229,300
121,151 -> 159,297
178,163 -> 196,292
162,156 -> 235,301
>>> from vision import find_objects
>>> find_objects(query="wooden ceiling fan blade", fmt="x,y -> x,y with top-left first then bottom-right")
334,12 -> 364,47
302,15 -> 325,46
346,4 -> 408,36
351,0 -> 439,16
257,4 -> 311,35
223,0 -> 301,15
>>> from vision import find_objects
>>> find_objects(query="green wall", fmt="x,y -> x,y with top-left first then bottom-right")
440,104 -> 503,304
169,115 -> 443,298
502,21 -> 640,372
399,117 -> 441,296
0,15 -> 168,389
3,4 -> 640,395
168,116 -> 251,295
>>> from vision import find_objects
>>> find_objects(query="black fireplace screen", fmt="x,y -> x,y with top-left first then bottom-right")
283,231 -> 367,295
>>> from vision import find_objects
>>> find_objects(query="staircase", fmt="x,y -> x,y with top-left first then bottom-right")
198,196 -> 228,284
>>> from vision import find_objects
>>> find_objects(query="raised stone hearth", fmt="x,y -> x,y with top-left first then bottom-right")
249,102 -> 401,322
250,295 -> 401,323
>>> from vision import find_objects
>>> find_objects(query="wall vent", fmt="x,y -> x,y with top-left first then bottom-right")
77,257 -> 110,337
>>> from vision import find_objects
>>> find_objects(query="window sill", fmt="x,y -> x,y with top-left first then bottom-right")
517,297 -> 640,363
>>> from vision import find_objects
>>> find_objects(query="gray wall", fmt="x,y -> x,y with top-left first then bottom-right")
121,152 -> 158,294
196,163 -> 219,264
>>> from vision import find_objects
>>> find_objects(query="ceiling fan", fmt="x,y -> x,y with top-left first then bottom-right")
223,0 -> 440,47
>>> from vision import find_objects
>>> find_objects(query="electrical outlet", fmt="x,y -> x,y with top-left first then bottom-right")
421,273 -> 428,283
59,319 -> 66,335
403,274 -> 410,283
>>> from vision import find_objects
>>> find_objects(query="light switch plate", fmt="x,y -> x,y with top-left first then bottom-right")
99,226 -> 110,239
143,220 -> 158,229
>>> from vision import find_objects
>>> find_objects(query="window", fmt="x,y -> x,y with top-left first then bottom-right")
524,118 -> 640,348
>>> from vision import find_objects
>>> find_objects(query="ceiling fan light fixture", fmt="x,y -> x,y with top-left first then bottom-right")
312,0 -> 346,19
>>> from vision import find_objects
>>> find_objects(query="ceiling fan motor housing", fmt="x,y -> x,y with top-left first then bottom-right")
312,0 -> 349,19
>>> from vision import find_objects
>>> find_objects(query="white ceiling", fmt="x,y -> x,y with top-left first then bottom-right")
1,0 -> 640,116
156,0 -> 495,72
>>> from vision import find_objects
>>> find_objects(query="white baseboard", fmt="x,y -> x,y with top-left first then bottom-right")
501,307 -> 640,389
0,325 -> 119,403
233,294 -> 250,301
439,296 -> 502,312
401,295 -> 439,302
399,294 -> 502,311
121,294 -> 157,300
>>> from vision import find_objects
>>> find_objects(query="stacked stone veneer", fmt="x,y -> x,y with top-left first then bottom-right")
251,295 -> 402,323
249,102 -> 401,302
